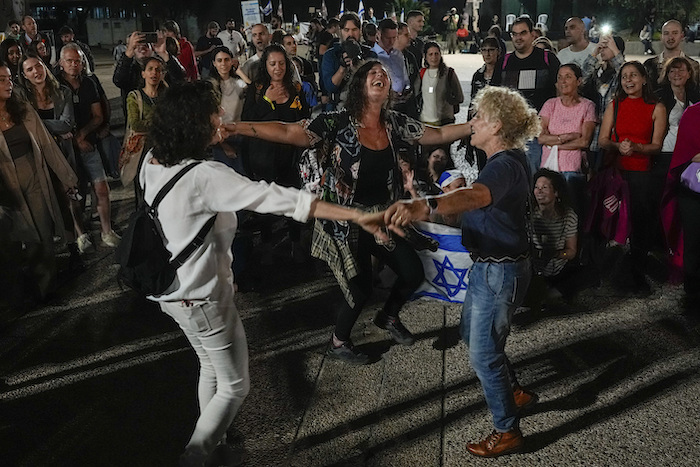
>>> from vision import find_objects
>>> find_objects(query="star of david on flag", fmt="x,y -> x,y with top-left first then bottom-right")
261,0 -> 273,16
412,221 -> 471,303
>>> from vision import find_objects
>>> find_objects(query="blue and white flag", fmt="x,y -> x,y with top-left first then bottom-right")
400,8 -> 405,22
412,221 -> 472,303
321,0 -> 328,18
339,0 -> 345,16
358,0 -> 365,19
261,0 -> 273,16
277,0 -> 283,20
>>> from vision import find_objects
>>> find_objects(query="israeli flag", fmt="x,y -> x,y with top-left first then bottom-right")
358,0 -> 365,19
261,0 -> 273,16
413,221 -> 471,303
340,0 -> 345,15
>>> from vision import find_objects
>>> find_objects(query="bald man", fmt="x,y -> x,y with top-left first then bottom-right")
557,17 -> 596,67
644,19 -> 700,90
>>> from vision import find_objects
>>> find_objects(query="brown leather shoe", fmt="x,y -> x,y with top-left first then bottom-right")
513,385 -> 538,411
467,428 -> 524,458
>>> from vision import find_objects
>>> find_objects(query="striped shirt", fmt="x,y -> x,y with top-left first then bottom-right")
531,207 -> 578,276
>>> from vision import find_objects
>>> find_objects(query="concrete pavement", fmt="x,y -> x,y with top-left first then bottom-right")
1,48 -> 699,467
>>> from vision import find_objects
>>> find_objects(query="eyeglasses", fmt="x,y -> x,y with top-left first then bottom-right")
480,48 -> 498,53
510,30 -> 530,37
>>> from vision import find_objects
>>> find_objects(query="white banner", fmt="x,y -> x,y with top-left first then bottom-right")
241,0 -> 262,29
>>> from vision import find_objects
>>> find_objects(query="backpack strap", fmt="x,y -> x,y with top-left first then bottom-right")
171,215 -> 217,267
147,161 -> 218,268
502,53 -> 511,70
149,162 -> 201,213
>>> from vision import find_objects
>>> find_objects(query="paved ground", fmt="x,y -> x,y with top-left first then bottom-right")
1,48 -> 699,467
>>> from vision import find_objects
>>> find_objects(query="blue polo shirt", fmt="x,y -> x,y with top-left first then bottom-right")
461,149 -> 530,258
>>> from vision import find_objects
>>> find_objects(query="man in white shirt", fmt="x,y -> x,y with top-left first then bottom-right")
240,23 -> 270,82
557,17 -> 596,67
217,18 -> 246,59
372,19 -> 410,108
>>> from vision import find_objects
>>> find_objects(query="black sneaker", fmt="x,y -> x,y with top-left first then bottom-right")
374,313 -> 416,346
326,339 -> 370,365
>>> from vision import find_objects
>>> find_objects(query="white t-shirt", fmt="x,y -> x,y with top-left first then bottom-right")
662,98 -> 685,152
557,42 -> 597,68
420,69 -> 440,123
217,29 -> 246,57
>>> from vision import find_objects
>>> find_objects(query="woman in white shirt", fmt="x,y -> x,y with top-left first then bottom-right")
418,41 -> 464,126
143,81 -> 385,467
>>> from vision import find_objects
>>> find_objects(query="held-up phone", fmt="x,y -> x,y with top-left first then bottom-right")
142,32 -> 159,43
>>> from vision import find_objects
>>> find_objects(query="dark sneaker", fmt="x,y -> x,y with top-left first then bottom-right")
374,313 -> 416,346
326,339 -> 370,365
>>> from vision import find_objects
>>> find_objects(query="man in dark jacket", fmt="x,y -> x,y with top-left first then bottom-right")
112,31 -> 185,118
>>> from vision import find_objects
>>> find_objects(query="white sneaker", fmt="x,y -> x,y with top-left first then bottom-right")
101,230 -> 121,247
77,233 -> 93,253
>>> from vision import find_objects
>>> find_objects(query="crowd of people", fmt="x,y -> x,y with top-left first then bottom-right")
3,9 -> 700,466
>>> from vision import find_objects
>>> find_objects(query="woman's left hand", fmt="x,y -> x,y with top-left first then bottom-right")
691,153 -> 700,163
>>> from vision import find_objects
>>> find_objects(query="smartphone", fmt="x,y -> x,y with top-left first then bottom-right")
142,32 -> 158,43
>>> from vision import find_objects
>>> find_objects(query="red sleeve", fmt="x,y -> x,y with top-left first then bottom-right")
178,39 -> 200,81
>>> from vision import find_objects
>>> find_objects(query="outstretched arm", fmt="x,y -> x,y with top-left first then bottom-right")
224,121 -> 312,148
418,122 -> 472,146
309,200 -> 388,241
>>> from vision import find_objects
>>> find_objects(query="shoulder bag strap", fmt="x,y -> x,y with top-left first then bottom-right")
150,162 -> 201,212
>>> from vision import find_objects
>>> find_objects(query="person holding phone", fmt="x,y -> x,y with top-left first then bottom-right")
113,30 -> 185,118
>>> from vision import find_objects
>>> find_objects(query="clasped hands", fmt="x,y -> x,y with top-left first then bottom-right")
355,199 -> 431,242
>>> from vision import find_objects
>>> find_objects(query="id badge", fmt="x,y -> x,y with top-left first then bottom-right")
428,86 -> 434,93
73,95 -> 80,104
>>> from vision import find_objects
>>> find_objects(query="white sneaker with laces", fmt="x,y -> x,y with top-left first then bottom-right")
101,230 -> 121,247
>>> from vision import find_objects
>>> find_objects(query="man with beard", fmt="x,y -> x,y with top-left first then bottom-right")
557,17 -> 596,67
240,23 -> 270,83
321,12 -> 377,110
499,16 -> 560,175
217,18 -> 246,59
194,21 -> 224,79
644,19 -> 700,91
113,31 -> 185,118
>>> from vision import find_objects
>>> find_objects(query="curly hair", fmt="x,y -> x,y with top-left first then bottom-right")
255,44 -> 296,97
345,60 -> 392,121
660,56 -> 697,89
614,61 -> 657,104
423,41 -> 447,76
17,54 -> 63,108
533,168 -> 570,216
149,81 -> 220,166
471,86 -> 540,149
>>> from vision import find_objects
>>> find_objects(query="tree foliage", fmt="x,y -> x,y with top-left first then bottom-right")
385,0 -> 431,24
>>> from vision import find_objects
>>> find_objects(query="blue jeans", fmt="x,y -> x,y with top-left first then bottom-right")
525,139 -> 542,179
460,259 -> 531,432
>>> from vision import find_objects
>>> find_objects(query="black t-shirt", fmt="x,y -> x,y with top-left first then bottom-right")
499,47 -> 559,111
354,145 -> 394,206
61,75 -> 101,144
461,149 -> 530,257
408,37 -> 424,66
316,30 -> 335,56
196,35 -> 224,71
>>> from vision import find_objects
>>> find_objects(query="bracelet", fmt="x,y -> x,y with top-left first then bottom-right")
249,124 -> 257,137
557,135 -> 562,144
425,197 -> 438,214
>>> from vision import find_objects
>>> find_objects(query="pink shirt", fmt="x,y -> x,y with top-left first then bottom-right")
539,97 -> 597,172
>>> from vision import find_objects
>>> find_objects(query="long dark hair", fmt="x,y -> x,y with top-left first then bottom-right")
423,41 -> 447,77
17,53 -> 62,108
0,61 -> 27,125
0,38 -> 22,75
208,46 -> 234,82
149,81 -> 220,166
256,44 -> 296,97
614,61 -> 657,104
345,59 -> 392,121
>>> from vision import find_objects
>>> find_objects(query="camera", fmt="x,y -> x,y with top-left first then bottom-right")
341,38 -> 363,66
